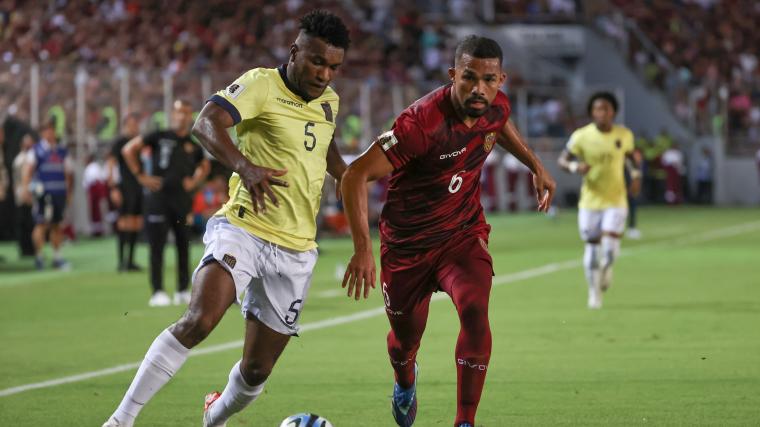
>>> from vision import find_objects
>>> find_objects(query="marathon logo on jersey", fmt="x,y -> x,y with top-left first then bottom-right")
379,130 -> 398,152
321,102 -> 333,122
226,83 -> 245,99
457,358 -> 488,371
276,97 -> 303,108
222,254 -> 237,269
483,132 -> 496,153
440,146 -> 467,160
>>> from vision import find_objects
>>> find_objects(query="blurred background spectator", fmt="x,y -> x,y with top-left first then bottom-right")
0,0 -> 758,247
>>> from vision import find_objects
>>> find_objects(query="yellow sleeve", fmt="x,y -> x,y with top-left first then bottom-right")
209,68 -> 270,124
566,129 -> 583,157
624,129 -> 635,154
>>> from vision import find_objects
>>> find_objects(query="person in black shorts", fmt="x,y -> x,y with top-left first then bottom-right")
107,113 -> 143,271
122,100 -> 210,307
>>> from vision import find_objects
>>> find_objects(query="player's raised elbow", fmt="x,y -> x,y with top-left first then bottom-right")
190,118 -> 207,143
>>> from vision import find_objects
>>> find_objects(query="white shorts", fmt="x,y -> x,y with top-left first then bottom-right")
578,207 -> 628,241
192,216 -> 318,335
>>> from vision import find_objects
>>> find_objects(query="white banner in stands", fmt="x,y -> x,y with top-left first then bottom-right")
503,25 -> 585,57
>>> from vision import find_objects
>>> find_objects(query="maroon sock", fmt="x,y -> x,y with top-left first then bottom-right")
452,292 -> 492,425
387,329 -> 418,389
454,327 -> 491,425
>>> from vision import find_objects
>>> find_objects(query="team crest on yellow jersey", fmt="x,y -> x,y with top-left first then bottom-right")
484,132 -> 496,152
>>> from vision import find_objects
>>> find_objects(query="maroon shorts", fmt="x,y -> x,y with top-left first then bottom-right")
380,231 -> 494,318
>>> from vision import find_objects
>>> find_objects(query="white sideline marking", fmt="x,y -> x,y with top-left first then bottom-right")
1,220 -> 759,398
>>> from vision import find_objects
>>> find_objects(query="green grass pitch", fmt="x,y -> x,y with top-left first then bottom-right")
1,207 -> 759,426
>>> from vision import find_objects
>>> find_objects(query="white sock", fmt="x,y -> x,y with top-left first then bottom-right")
206,360 -> 265,425
601,235 -> 621,270
53,248 -> 62,261
583,243 -> 601,293
111,329 -> 190,425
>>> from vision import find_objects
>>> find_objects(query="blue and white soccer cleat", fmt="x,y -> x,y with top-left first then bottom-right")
391,362 -> 418,427
456,423 -> 473,427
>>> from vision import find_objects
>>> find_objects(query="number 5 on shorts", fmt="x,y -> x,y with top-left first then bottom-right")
285,299 -> 303,325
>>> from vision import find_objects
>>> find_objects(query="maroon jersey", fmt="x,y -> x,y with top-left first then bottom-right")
379,84 -> 511,251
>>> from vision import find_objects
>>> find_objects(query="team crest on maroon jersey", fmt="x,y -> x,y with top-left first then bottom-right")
483,132 -> 496,153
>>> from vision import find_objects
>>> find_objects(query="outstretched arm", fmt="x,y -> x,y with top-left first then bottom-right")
340,142 -> 394,300
192,102 -> 288,214
498,119 -> 556,211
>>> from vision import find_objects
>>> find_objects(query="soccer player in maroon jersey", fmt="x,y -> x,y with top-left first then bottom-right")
340,36 -> 556,427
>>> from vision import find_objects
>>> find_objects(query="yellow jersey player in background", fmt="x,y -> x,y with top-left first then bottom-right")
558,92 -> 642,309
102,10 -> 350,427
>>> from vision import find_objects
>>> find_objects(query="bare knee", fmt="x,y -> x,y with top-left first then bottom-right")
170,312 -> 216,348
239,357 -> 273,386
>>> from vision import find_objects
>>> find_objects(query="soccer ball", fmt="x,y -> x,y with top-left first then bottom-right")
279,413 -> 333,427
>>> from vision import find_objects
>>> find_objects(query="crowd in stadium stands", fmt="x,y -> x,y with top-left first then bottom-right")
0,0 -> 458,83
0,1 -> 586,144
603,0 -> 760,145
0,0 -> 477,157
3,0 -> 746,251
491,0 -> 578,22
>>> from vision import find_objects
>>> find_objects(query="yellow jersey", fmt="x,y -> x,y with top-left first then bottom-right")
210,66 -> 339,251
566,123 -> 634,210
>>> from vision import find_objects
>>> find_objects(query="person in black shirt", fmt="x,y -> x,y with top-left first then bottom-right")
123,100 -> 210,307
107,113 -> 143,271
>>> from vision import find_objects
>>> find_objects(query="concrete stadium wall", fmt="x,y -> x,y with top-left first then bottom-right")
718,157 -> 760,206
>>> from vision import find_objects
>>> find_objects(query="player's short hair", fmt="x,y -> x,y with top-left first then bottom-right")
455,35 -> 503,65
299,9 -> 350,50
587,91 -> 618,116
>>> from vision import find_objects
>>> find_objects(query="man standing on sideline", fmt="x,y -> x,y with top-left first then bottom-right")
558,92 -> 642,309
122,100 -> 210,306
20,119 -> 73,270
107,113 -> 144,271
102,10 -> 350,427
340,36 -> 556,427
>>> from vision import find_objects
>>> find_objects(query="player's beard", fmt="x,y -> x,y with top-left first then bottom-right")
464,96 -> 489,118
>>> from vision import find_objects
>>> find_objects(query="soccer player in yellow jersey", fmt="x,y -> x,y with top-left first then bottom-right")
102,10 -> 351,427
558,92 -> 642,309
